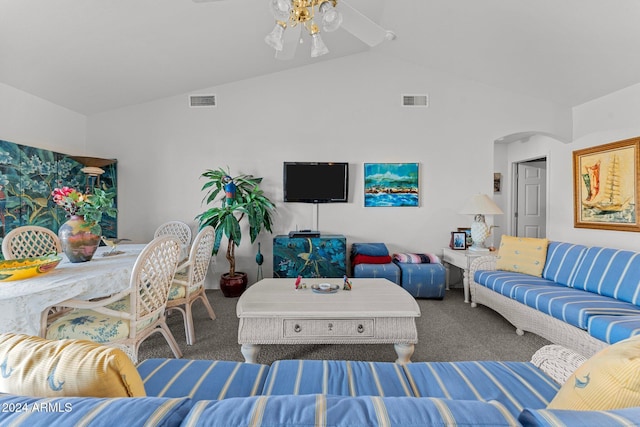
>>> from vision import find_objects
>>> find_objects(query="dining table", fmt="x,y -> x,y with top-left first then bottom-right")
0,244 -> 146,336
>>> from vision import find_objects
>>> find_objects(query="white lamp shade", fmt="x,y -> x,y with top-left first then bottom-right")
459,193 -> 504,215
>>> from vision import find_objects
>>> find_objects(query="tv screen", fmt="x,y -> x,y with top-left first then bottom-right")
283,162 -> 349,203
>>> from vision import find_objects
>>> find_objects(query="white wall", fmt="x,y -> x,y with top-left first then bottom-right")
0,83 -> 86,153
499,82 -> 640,252
87,52 -> 570,287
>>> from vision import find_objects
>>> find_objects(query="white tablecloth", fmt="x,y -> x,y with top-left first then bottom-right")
0,244 -> 146,336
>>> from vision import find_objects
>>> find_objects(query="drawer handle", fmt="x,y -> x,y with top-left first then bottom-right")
294,324 -> 301,333
357,324 -> 364,333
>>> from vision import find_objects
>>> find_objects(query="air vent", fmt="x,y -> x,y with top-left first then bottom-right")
402,94 -> 429,107
189,95 -> 216,108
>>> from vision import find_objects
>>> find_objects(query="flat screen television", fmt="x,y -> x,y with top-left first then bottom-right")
283,162 -> 349,203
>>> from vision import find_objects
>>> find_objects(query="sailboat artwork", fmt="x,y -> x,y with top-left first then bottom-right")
573,137 -> 640,232
582,154 -> 629,213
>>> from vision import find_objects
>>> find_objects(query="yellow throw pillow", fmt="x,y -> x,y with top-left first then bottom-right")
495,235 -> 549,277
0,333 -> 145,397
548,335 -> 640,410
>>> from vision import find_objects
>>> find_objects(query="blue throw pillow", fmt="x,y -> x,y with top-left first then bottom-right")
351,243 -> 389,257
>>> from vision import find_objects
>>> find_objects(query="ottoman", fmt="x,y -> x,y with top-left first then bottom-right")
350,242 -> 400,284
353,262 -> 401,284
394,259 -> 446,299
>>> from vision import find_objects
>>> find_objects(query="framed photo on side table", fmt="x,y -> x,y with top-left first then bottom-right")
450,232 -> 467,250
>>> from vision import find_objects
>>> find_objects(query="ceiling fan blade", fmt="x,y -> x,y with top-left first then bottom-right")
275,24 -> 301,60
338,0 -> 391,47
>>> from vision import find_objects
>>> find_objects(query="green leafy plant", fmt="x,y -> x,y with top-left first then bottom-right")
51,186 -> 117,234
196,167 -> 275,278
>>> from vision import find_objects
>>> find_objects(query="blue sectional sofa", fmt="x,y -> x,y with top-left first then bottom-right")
1,332 -> 640,426
471,240 -> 640,357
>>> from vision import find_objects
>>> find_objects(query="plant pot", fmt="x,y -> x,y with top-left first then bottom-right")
58,215 -> 101,263
220,272 -> 248,298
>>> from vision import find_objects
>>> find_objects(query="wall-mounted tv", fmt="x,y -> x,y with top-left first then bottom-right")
283,162 -> 349,203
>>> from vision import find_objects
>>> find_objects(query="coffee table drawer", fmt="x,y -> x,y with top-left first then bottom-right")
283,319 -> 374,338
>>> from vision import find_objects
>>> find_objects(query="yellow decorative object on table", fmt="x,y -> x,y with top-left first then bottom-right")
0,255 -> 62,282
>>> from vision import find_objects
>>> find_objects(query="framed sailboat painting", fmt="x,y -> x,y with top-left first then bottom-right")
573,137 -> 640,232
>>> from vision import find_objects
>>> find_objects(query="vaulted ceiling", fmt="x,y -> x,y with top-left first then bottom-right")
1,0 -> 639,115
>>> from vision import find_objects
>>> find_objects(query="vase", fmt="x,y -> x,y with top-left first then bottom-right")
58,215 -> 101,263
220,272 -> 248,298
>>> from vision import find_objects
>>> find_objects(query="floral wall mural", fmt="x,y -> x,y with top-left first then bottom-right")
0,139 -> 117,256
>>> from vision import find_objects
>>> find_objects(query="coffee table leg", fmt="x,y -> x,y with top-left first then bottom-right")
241,344 -> 261,363
394,343 -> 414,364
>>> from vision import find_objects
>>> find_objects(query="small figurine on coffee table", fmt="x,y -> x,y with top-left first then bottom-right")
343,275 -> 352,291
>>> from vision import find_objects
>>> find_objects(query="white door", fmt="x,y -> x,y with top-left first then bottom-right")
516,160 -> 547,238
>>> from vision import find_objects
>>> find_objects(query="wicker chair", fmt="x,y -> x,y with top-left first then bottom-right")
154,221 -> 192,260
43,235 -> 183,361
154,221 -> 192,247
166,226 -> 216,345
2,226 -> 62,259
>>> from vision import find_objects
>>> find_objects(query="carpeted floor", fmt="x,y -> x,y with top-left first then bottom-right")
138,287 -> 550,365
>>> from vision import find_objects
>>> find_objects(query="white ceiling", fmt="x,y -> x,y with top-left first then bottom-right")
1,0 -> 639,115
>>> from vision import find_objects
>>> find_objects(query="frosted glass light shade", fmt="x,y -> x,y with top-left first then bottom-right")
265,23 -> 285,51
310,33 -> 329,57
269,0 -> 291,21
320,2 -> 342,32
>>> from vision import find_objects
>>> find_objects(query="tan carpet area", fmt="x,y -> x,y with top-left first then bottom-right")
138,287 -> 550,365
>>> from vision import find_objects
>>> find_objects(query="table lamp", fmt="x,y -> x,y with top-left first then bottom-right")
459,193 -> 504,251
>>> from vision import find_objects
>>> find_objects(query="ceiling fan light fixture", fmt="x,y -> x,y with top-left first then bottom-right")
265,21 -> 286,51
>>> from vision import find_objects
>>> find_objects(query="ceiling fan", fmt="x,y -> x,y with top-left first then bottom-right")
193,0 -> 395,59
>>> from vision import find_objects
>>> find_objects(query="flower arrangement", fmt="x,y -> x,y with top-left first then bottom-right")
51,186 -> 117,234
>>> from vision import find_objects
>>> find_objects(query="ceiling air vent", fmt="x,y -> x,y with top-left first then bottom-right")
189,95 -> 216,108
402,94 -> 429,107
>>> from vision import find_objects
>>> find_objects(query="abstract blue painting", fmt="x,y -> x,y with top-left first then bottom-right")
364,163 -> 419,207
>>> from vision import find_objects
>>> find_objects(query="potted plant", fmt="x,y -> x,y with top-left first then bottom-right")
51,186 -> 117,262
196,167 -> 275,297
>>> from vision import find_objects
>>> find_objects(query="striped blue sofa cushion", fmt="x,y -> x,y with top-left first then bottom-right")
474,270 -> 559,298
137,359 -> 269,401
519,406 -> 640,426
181,394 -> 520,427
262,360 -> 413,397
589,315 -> 640,344
570,247 -> 640,304
541,242 -> 588,286
353,263 -> 401,284
0,395 -> 191,426
402,361 -> 559,418
511,285 -> 640,329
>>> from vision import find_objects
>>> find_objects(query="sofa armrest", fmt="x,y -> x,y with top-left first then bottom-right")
470,255 -> 497,274
469,256 -> 497,303
530,344 -> 587,385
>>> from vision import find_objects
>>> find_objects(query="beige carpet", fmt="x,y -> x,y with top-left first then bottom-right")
138,287 -> 550,365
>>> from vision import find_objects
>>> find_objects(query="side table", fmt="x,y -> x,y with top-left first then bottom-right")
441,248 -> 497,303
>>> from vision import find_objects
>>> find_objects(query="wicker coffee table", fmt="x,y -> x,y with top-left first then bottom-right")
236,278 -> 421,364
